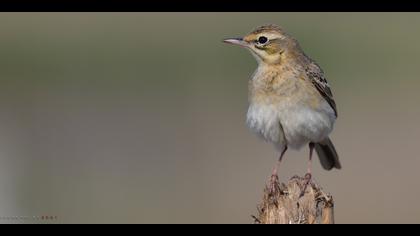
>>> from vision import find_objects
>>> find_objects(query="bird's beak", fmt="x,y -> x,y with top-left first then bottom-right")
223,38 -> 249,48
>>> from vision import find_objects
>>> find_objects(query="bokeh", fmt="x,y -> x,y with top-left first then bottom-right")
0,12 -> 419,223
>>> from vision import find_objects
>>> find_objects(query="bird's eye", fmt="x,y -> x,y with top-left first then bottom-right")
258,36 -> 268,44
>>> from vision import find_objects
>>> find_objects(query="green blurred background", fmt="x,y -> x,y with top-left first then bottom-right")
0,12 -> 419,223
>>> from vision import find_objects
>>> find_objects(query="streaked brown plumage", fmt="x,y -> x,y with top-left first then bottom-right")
223,24 -> 341,187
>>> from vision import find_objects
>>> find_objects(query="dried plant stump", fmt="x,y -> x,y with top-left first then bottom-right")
254,175 -> 335,224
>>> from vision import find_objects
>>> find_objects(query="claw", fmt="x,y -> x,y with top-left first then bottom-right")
269,174 -> 279,194
299,173 -> 312,198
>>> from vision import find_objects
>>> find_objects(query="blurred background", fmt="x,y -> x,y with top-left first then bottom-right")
0,12 -> 419,223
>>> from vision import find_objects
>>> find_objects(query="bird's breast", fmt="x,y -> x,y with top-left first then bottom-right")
247,68 -> 336,150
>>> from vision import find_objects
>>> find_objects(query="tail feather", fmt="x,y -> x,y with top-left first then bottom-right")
315,138 -> 341,170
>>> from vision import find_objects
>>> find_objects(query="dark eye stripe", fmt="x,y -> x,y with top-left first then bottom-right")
255,45 -> 265,50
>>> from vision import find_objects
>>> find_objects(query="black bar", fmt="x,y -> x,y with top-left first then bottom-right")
0,0 -> 418,12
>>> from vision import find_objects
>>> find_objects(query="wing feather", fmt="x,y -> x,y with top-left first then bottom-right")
305,62 -> 338,117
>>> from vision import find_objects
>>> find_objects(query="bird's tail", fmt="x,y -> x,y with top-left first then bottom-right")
315,137 -> 341,170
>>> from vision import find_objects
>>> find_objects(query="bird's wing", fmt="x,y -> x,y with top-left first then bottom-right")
305,62 -> 338,117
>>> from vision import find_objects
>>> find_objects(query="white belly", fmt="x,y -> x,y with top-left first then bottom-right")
246,100 -> 335,150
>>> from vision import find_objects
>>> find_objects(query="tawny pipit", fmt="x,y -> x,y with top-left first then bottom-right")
223,24 -> 341,184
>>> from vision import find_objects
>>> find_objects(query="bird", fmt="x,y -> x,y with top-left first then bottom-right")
223,24 -> 341,188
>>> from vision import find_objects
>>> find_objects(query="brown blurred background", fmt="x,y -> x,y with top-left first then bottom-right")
0,13 -> 419,223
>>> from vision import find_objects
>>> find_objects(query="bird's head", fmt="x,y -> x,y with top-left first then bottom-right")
223,24 -> 299,65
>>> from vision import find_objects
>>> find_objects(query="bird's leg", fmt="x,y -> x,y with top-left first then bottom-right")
269,146 -> 287,193
300,143 -> 315,197
307,142 -> 314,179
271,146 -> 287,177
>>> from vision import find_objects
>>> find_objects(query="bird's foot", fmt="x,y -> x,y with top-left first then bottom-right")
269,174 -> 280,194
299,173 -> 312,198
